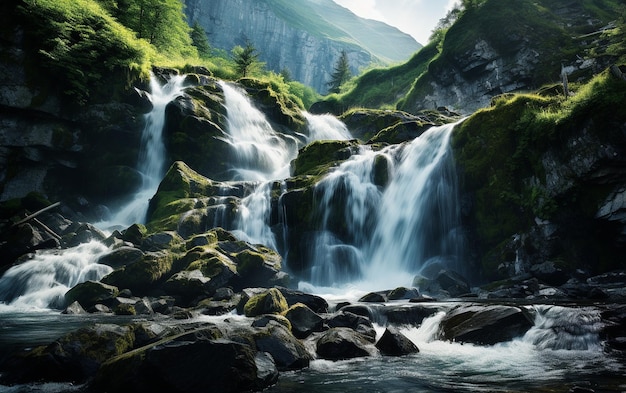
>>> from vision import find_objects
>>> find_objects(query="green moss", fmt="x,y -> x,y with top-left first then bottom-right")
101,251 -> 176,294
243,288 -> 289,317
292,140 -> 358,177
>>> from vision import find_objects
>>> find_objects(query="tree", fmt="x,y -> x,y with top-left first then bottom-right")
98,0 -> 196,57
232,40 -> 264,77
190,21 -> 211,58
327,50 -> 351,94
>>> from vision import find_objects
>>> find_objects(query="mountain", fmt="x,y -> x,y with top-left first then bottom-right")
183,0 -> 421,93
319,0 -> 625,114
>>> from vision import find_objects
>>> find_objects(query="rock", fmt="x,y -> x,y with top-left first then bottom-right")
93,339 -> 271,393
101,251 -> 175,295
162,269 -> 212,302
64,280 -> 119,310
388,287 -> 420,300
276,286 -> 329,313
243,288 -> 288,317
254,352 -> 279,387
420,270 -> 470,297
252,314 -> 292,330
439,304 -> 534,345
530,261 -> 568,286
326,311 -> 376,342
114,303 -> 136,315
282,303 -> 324,339
2,324 -> 135,384
142,231 -> 184,252
233,247 -> 282,289
97,246 -> 145,269
316,327 -> 377,360
253,323 -> 311,370
359,291 -> 387,302
375,326 -> 420,356
62,301 -> 87,315
121,224 -> 147,246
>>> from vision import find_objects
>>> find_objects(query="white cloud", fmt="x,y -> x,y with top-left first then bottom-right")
332,0 -> 455,44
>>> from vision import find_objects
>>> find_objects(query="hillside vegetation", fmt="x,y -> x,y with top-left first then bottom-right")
321,0 -> 626,114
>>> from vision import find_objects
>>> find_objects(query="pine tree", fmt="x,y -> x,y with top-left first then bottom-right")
327,50 -> 351,94
232,40 -> 263,77
190,21 -> 211,58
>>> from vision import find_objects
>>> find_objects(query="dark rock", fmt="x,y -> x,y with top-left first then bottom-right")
64,280 -> 119,310
381,305 -> 440,326
326,311 -> 376,342
163,269 -> 212,301
359,291 -> 387,302
254,352 -> 279,387
276,286 -> 329,313
283,303 -> 324,339
213,287 -> 235,301
316,327 -> 377,360
2,324 -> 134,384
439,304 -> 534,345
530,261 -> 568,286
195,294 -> 241,316
121,224 -> 147,246
253,323 -> 311,370
97,246 -> 144,269
93,339 -> 269,393
375,326 -> 420,356
388,287 -> 420,300
142,231 -> 184,252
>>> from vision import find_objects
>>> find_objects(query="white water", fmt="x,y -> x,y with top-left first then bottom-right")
102,74 -> 187,228
302,121 -> 461,289
0,241 -> 112,311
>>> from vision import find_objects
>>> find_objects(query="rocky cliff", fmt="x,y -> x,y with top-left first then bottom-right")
183,0 -> 421,93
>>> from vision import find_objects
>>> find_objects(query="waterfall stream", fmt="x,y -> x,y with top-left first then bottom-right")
104,74 -> 187,228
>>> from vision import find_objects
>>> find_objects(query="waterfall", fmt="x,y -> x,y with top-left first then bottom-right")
0,241 -> 112,311
303,121 -> 461,288
104,73 -> 186,228
217,83 -> 352,249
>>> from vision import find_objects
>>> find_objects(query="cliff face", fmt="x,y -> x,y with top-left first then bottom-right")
183,0 -> 420,93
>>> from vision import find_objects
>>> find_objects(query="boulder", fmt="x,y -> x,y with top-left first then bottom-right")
276,286 -> 329,313
388,287 -> 420,300
92,339 -> 272,393
316,327 -> 377,360
282,303 -> 324,339
359,291 -> 387,303
243,288 -> 289,317
62,301 -> 87,315
375,326 -> 420,356
253,323 -> 311,370
2,324 -> 134,384
97,246 -> 145,269
326,311 -> 376,342
530,260 -> 568,286
64,280 -> 119,309
439,304 -> 534,345
101,251 -> 175,295
162,269 -> 212,301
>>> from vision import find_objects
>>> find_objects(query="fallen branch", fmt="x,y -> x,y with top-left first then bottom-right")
11,201 -> 61,228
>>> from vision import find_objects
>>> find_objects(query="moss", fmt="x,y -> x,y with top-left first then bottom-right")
101,251 -> 176,294
292,140 -> 358,177
243,288 -> 289,317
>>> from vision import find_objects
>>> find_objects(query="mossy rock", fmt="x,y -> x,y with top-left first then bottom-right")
65,281 -> 120,310
101,251 -> 176,295
122,224 -> 147,246
243,288 -> 289,317
291,139 -> 359,177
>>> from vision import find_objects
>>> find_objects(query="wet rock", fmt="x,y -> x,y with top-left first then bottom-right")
64,280 -> 119,310
359,291 -> 387,302
163,269 -> 212,301
530,260 -> 568,286
439,304 -> 534,345
97,246 -> 144,269
388,287 -> 420,300
62,301 -> 87,315
2,324 -> 135,384
195,294 -> 241,316
326,310 -> 376,342
142,231 -> 184,252
243,288 -> 288,317
276,286 -> 329,313
380,305 -> 440,326
101,251 -> 175,295
375,326 -> 420,356
316,327 -> 377,360
253,322 -> 311,370
92,339 -> 270,393
283,303 -> 324,339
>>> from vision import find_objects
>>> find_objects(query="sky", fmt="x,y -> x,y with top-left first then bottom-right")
332,0 -> 459,45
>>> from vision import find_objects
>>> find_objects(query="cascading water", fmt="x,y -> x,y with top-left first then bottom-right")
0,241 -> 112,310
217,83 -> 353,249
105,73 -> 187,227
303,121 -> 461,288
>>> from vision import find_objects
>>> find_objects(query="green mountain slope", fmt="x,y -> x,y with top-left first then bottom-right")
321,0 -> 625,114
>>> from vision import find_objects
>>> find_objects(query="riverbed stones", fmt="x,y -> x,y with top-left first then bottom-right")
439,304 -> 534,345
243,288 -> 289,317
253,322 -> 311,370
